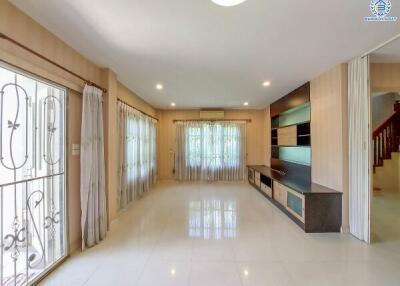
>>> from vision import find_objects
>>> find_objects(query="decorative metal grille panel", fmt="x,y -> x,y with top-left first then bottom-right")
0,64 -> 66,286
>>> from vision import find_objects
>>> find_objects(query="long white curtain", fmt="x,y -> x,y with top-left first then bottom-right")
118,101 -> 157,209
80,85 -> 107,250
348,56 -> 370,242
176,121 -> 246,181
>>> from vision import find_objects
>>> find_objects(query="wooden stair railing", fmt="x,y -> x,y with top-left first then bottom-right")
373,102 -> 400,172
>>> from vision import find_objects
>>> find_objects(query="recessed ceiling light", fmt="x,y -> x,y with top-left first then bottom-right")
263,81 -> 271,87
156,84 -> 163,90
243,269 -> 249,276
171,102 -> 176,107
211,0 -> 248,7
243,102 -> 249,106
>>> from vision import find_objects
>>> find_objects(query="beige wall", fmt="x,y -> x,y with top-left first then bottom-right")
157,109 -> 268,180
0,0 -> 107,252
105,82 -> 158,222
310,64 -> 349,231
0,0 -> 158,251
117,83 -> 158,118
371,63 -> 400,92
0,0 -> 102,93
371,92 -> 400,130
103,70 -> 118,224
66,90 -> 83,251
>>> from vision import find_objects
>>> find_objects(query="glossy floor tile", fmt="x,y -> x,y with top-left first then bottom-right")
40,181 -> 400,286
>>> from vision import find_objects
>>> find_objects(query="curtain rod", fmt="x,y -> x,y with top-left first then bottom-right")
0,32 -> 107,93
173,119 -> 251,123
117,99 -> 159,121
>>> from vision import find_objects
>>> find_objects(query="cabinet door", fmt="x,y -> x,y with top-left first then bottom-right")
286,189 -> 305,223
248,168 -> 255,183
255,171 -> 261,187
274,182 -> 287,207
261,183 -> 272,198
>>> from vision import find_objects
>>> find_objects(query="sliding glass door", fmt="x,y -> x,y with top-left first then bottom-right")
0,64 -> 67,285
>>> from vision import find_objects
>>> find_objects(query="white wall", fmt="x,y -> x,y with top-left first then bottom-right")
371,92 -> 400,130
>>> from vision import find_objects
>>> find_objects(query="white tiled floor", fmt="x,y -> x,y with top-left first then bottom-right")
371,190 -> 400,247
40,181 -> 400,286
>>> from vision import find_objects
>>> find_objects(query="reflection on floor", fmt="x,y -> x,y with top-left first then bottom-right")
40,181 -> 400,286
371,190 -> 400,246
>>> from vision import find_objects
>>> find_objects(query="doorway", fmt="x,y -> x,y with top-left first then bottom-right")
369,38 -> 400,247
0,63 -> 67,285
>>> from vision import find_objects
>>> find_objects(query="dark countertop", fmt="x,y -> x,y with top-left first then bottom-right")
247,165 -> 342,195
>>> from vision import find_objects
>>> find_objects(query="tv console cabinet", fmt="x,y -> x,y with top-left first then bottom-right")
248,165 -> 342,233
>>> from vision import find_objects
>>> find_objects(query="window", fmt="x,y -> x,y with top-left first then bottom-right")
176,121 -> 246,181
117,102 -> 157,209
186,123 -> 241,168
0,64 -> 67,285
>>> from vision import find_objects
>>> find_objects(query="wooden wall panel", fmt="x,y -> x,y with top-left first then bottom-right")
371,63 -> 400,92
277,126 -> 297,146
270,82 -> 310,117
265,107 -> 271,167
310,64 -> 348,230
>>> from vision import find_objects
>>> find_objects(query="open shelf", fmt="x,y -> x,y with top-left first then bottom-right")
271,121 -> 311,147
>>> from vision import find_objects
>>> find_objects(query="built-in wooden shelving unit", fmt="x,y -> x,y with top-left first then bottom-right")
247,82 -> 342,233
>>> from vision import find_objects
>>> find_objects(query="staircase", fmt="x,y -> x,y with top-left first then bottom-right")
373,100 -> 400,173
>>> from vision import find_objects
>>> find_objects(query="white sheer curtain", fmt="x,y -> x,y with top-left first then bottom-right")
348,56 -> 370,243
118,101 -> 157,209
80,84 -> 107,250
176,121 -> 246,181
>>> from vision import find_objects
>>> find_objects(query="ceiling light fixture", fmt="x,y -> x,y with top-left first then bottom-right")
211,0 -> 248,7
243,102 -> 249,106
263,81 -> 271,87
156,84 -> 163,90
171,102 -> 176,107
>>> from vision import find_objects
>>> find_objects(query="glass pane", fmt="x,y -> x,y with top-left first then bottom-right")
279,146 -> 311,166
0,64 -> 66,285
185,123 -> 241,168
276,102 -> 310,128
287,192 -> 303,217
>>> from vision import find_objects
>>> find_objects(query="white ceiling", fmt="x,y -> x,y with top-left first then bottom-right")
10,0 -> 400,109
371,37 -> 400,63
